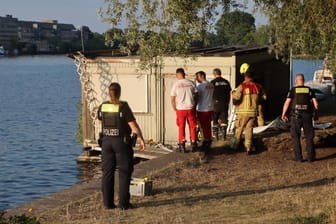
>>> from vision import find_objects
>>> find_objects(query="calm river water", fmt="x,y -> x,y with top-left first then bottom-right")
0,55 -> 323,211
0,55 -> 85,211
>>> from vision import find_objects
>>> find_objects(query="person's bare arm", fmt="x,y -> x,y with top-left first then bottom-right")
281,98 -> 291,122
312,98 -> 319,111
312,98 -> 319,120
171,96 -> 177,111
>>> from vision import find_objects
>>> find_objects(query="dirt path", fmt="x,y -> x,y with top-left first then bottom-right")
37,115 -> 336,224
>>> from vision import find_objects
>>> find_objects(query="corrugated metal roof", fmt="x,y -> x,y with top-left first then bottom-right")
67,45 -> 269,59
190,45 -> 269,56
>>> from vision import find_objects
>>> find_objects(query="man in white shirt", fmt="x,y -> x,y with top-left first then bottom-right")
195,71 -> 214,162
171,68 -> 198,152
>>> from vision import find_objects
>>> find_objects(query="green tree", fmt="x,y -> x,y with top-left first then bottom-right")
99,0 -> 336,73
85,32 -> 110,51
104,28 -> 126,49
254,0 -> 336,71
251,25 -> 271,46
99,0 -> 240,69
214,10 -> 256,46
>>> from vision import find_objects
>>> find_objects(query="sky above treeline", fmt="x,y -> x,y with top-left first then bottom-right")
0,0 -> 267,34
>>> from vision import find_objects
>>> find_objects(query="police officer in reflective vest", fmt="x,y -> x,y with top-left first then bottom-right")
231,63 -> 266,154
281,73 -> 318,162
98,82 -> 145,210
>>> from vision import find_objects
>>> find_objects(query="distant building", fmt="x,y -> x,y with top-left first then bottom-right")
0,15 -> 19,49
0,14 -> 92,53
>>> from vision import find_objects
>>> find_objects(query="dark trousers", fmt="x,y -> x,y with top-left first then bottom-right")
213,101 -> 229,125
290,112 -> 315,161
101,136 -> 134,208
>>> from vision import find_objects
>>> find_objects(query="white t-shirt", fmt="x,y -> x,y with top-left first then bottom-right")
196,81 -> 214,112
170,78 -> 196,110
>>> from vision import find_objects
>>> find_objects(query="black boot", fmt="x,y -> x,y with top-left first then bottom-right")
204,140 -> 212,155
220,125 -> 227,140
199,140 -> 211,163
191,141 -> 198,152
212,126 -> 219,141
177,142 -> 186,153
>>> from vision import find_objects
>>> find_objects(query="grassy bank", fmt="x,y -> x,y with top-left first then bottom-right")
39,129 -> 336,224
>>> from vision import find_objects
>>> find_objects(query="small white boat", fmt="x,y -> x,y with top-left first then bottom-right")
305,57 -> 335,98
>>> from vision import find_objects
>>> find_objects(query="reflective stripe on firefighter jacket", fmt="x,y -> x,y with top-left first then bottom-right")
232,81 -> 263,116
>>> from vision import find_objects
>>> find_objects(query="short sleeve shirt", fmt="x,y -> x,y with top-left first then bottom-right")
211,77 -> 232,103
97,101 -> 135,135
287,86 -> 316,113
98,101 -> 135,122
196,81 -> 214,112
170,79 -> 196,110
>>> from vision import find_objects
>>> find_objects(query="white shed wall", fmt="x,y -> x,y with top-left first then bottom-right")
81,57 -> 161,144
161,56 -> 236,144
76,50 -> 289,147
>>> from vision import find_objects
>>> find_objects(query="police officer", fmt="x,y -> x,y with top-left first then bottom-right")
281,73 -> 319,162
211,68 -> 232,140
98,82 -> 145,210
231,63 -> 266,154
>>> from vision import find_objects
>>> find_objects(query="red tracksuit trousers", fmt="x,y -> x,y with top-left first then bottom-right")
197,111 -> 213,140
176,109 -> 197,142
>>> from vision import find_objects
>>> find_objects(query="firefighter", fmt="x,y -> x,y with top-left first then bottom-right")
97,82 -> 145,210
281,73 -> 319,162
231,63 -> 266,154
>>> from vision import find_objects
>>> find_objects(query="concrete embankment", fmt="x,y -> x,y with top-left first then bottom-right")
6,151 -> 190,217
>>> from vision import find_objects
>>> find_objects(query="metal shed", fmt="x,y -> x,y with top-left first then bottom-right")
69,46 -> 290,148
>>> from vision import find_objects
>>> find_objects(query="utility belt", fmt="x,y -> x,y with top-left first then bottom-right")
122,133 -> 138,147
292,109 -> 311,120
99,129 -> 137,147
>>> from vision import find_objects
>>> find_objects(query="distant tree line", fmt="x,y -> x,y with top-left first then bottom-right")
105,10 -> 268,49
99,0 -> 336,74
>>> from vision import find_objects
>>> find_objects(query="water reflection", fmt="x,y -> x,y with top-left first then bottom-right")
76,162 -> 101,182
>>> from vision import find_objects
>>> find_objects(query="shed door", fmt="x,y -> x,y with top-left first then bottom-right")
163,74 -> 179,145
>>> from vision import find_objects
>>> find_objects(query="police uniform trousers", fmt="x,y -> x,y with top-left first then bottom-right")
101,136 -> 134,208
234,115 -> 256,150
290,112 -> 315,161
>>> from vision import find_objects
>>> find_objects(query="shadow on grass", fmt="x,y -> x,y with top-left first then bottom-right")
316,152 -> 336,161
152,184 -> 215,194
136,176 -> 336,208
210,137 -> 268,156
